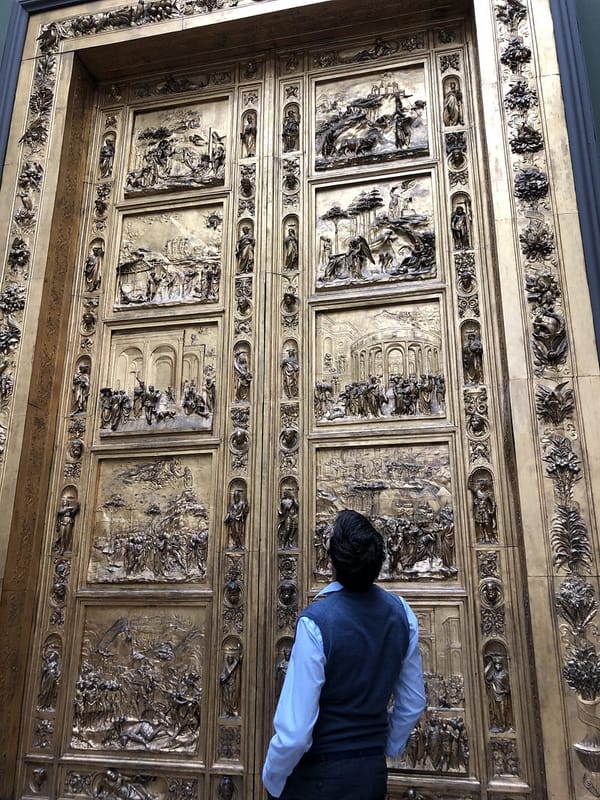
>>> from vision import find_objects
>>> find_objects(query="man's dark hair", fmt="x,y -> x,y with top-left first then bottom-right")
329,510 -> 384,591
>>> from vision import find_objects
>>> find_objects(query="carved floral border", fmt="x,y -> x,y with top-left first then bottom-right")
493,0 -> 600,793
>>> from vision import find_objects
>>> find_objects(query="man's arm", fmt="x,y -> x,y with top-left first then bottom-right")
385,598 -> 427,758
262,616 -> 325,798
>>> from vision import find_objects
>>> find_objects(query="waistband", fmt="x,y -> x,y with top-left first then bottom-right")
299,746 -> 384,765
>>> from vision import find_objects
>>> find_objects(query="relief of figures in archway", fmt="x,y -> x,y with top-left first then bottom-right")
388,604 -> 469,774
125,101 -> 228,195
87,455 -> 212,584
70,608 -> 206,752
314,64 -> 429,171
116,206 -> 223,308
315,174 -> 435,290
314,443 -> 457,581
314,302 -> 445,424
99,323 -> 218,434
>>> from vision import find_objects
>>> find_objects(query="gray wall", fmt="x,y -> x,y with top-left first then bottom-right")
575,0 -> 600,158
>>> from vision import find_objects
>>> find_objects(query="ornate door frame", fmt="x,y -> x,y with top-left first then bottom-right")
0,2 -> 599,799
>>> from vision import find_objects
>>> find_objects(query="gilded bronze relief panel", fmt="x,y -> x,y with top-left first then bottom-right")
69,604 -> 208,756
314,172 -> 437,291
388,603 -> 469,775
313,62 -> 430,172
86,453 -> 214,585
114,204 -> 224,310
312,441 -> 458,583
125,99 -> 230,197
313,299 -> 446,425
99,322 -> 220,435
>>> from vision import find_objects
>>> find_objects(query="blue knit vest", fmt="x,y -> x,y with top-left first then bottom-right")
300,585 -> 410,755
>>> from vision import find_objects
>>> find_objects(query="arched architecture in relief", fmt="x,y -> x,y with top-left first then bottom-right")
0,1 -> 599,798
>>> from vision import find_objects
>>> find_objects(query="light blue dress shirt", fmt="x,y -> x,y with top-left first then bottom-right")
262,581 -> 426,798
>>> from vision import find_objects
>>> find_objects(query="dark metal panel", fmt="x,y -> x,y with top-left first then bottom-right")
550,0 -> 600,356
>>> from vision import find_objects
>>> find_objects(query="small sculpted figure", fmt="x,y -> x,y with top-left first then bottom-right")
235,226 -> 255,274
225,489 -> 249,549
240,112 -> 257,157
55,496 -> 80,554
282,108 -> 300,152
443,81 -> 464,126
220,644 -> 242,717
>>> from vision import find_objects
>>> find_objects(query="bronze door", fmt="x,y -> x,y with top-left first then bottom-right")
19,14 -> 541,800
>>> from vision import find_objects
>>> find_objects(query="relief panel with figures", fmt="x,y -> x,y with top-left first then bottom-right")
314,172 -> 436,290
314,63 -> 429,171
70,605 -> 207,754
313,442 -> 457,582
86,454 -> 213,584
100,323 -> 219,434
314,300 -> 446,424
115,205 -> 224,309
125,100 -> 229,196
389,603 -> 469,775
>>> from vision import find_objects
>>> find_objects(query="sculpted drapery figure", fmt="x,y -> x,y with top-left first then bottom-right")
240,112 -> 257,158
235,226 -> 255,274
484,653 -> 513,732
277,488 -> 299,549
281,347 -> 299,399
282,107 -> 300,152
225,489 -> 249,549
471,478 -> 497,542
54,495 -> 80,555
84,243 -> 104,292
443,81 -> 464,126
284,226 -> 298,271
233,351 -> 252,402
220,642 -> 242,717
72,363 -> 90,413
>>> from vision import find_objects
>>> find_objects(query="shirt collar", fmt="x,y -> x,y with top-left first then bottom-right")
316,580 -> 344,597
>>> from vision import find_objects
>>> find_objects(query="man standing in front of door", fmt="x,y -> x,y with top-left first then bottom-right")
262,509 -> 426,800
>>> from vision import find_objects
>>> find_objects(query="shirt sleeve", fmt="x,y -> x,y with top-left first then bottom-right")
262,616 -> 326,798
385,597 -> 427,758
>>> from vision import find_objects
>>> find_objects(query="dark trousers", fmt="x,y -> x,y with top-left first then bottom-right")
272,752 -> 387,800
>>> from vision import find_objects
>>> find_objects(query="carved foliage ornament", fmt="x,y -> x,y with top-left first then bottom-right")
514,167 -> 549,202
556,575 -> 598,637
500,37 -> 532,71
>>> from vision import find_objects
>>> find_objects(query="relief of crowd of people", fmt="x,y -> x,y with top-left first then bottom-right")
314,370 -> 445,421
99,374 -> 215,432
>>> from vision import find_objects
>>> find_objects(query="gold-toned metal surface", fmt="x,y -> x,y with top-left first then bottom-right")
0,1 -> 599,798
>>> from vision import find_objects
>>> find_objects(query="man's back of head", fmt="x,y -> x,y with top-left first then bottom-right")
329,510 -> 385,591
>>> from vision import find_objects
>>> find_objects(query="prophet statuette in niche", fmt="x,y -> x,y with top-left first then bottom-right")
442,79 -> 464,126
233,348 -> 253,402
54,489 -> 80,555
484,650 -> 514,732
283,224 -> 299,271
220,638 -> 243,717
282,106 -> 300,152
470,474 -> 498,543
281,346 -> 299,399
277,487 -> 299,549
84,242 -> 104,292
99,134 -> 115,178
240,111 -> 257,158
235,225 -> 255,274
225,488 -> 249,549
450,201 -> 472,250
